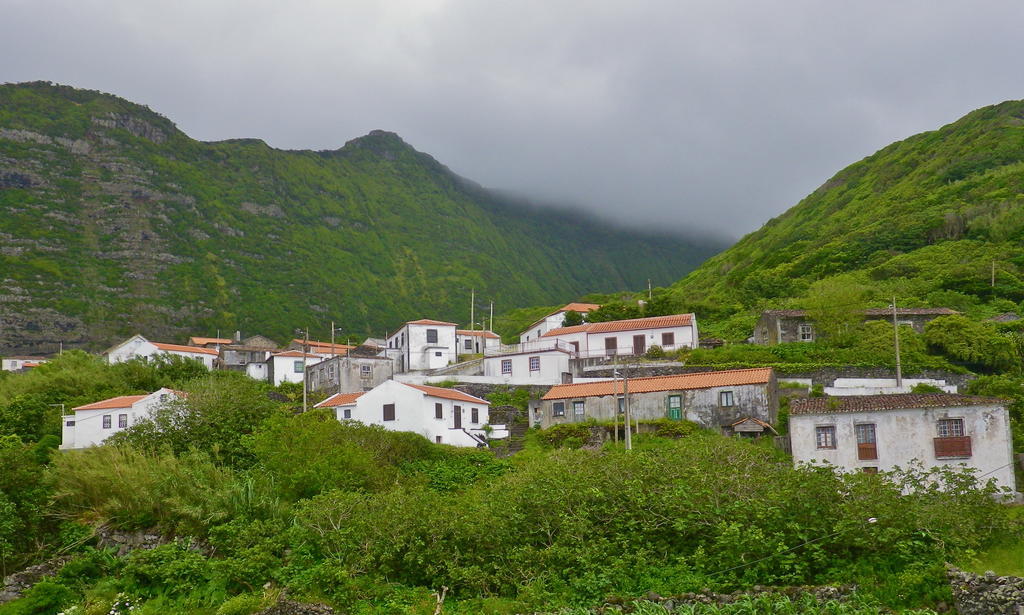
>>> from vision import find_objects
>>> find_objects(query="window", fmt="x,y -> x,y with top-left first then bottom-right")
529,356 -> 540,371
861,467 -> 878,474
815,425 -> 836,449
361,364 -> 371,377
799,324 -> 814,342
65,420 -> 75,427
435,402 -> 443,419
573,401 -> 585,417
102,415 -> 111,429
661,332 -> 675,347
719,391 -> 734,407
465,339 -> 472,350
383,403 -> 395,421
328,364 -> 335,378
471,408 -> 479,423
553,402 -> 565,417
501,359 -> 512,375
343,408 -> 352,419
436,436 -> 442,443
935,418 -> 971,458
293,360 -> 304,373
667,394 -> 682,420
617,396 -> 625,414
426,329 -> 438,343
604,337 -> 617,355
435,351 -> 443,357
937,418 -> 964,438
855,423 -> 877,460
118,414 -> 128,429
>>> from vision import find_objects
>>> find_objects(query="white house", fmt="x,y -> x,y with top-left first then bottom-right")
519,302 -> 601,343
104,334 -> 218,369
482,339 -> 576,384
60,388 -> 182,450
1,356 -> 48,371
265,350 -> 323,387
385,319 -> 458,372
314,391 -> 364,421
315,379 -> 500,446
456,330 -> 501,357
789,394 -> 1017,493
541,313 -> 698,357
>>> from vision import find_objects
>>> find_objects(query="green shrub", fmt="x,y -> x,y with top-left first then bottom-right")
538,422 -> 595,448
120,541 -> 211,597
910,382 -> 944,394
0,580 -> 76,615
214,593 -> 264,615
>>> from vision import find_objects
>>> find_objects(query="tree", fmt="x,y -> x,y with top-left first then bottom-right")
803,277 -> 870,346
561,310 -> 584,327
923,314 -> 1020,373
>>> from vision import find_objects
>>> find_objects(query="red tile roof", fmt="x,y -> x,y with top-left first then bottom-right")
790,393 -> 1004,415
542,313 -> 694,337
526,303 -> 603,329
406,319 -> 458,326
188,337 -> 233,346
292,340 -> 356,354
273,350 -> 321,359
457,330 -> 500,339
73,395 -> 148,411
152,342 -> 219,356
406,383 -> 489,404
315,392 -> 365,408
542,367 -> 773,400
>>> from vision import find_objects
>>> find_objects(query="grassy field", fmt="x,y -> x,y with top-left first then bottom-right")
961,505 -> 1024,576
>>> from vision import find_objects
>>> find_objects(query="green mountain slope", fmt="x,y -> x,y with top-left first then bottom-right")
668,99 -> 1024,337
0,82 -> 723,353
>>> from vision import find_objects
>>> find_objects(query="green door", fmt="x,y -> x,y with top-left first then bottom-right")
667,395 -> 682,420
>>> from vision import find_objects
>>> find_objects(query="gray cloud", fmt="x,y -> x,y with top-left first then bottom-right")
3,0 -> 1024,239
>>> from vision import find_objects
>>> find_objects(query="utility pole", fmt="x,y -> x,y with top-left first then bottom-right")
489,301 -> 494,333
613,355 -> 619,444
891,297 -> 902,389
992,260 -> 996,287
470,289 -> 475,333
623,359 -> 632,451
648,279 -> 652,300
302,328 -> 309,413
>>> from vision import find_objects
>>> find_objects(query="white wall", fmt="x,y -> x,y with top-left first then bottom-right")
61,389 -> 178,450
482,350 -> 570,384
106,336 -> 158,364
388,324 -> 457,372
352,380 -> 490,446
519,312 -> 569,343
584,325 -> 696,355
790,404 -> 1016,492
825,378 -> 957,396
269,354 -> 323,386
456,333 -> 500,356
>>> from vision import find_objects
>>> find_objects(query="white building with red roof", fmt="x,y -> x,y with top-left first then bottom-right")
104,334 -> 219,369
537,367 -> 776,431
539,313 -> 698,358
519,302 -> 602,344
266,350 -> 324,387
456,329 -> 500,356
60,387 -> 182,450
1,356 -> 49,371
315,380 -> 502,446
385,319 -> 458,372
789,394 -> 1016,493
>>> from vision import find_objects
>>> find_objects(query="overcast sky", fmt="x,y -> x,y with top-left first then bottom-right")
3,0 -> 1024,239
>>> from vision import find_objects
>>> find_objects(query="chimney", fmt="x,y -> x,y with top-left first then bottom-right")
235,330 -> 241,342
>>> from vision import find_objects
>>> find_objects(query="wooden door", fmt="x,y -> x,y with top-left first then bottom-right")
453,405 -> 462,429
633,334 -> 645,355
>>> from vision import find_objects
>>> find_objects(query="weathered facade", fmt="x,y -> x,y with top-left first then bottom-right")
752,308 -> 958,345
538,367 -> 777,431
789,394 -> 1016,493
306,352 -> 394,394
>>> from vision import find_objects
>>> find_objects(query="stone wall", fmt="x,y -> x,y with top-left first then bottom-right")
948,565 -> 1024,615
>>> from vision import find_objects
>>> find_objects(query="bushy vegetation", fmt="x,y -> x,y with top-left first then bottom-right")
0,352 -> 1021,613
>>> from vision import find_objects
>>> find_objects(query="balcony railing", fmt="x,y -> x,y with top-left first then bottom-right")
934,436 -> 972,459
485,339 -> 579,357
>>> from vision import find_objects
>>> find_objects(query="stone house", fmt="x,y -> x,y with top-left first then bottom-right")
751,308 -> 958,345
306,351 -> 394,394
789,393 -> 1016,493
537,367 -> 777,432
